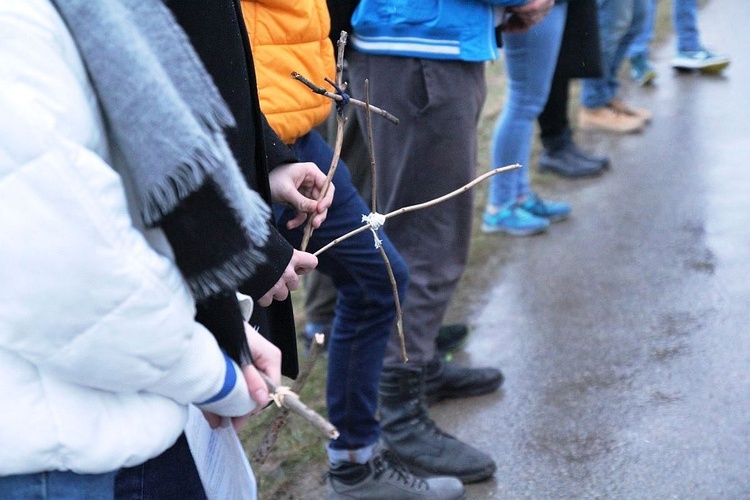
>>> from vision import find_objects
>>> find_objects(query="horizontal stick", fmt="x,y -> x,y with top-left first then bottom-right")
291,72 -> 399,125
313,164 -> 521,257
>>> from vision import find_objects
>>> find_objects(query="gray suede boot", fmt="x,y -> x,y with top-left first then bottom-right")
378,367 -> 497,483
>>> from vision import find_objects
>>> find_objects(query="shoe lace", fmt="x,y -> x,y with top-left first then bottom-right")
373,451 -> 429,490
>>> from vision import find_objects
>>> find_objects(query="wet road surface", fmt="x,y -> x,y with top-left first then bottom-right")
436,1 -> 750,497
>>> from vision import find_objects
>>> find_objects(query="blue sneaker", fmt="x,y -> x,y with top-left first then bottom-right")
671,48 -> 730,73
481,203 -> 549,236
519,193 -> 571,222
630,53 -> 657,86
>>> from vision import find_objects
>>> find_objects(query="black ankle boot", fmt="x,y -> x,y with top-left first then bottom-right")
378,367 -> 497,483
539,129 -> 609,177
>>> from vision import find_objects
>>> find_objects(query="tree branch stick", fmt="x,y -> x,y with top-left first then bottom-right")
251,336 -> 331,465
312,164 -> 521,257
378,245 -> 407,362
291,72 -> 399,125
300,32 -> 348,251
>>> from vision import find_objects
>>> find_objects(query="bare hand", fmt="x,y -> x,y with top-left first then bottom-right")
203,324 -> 282,432
257,249 -> 317,307
503,0 -> 554,33
269,162 -> 334,230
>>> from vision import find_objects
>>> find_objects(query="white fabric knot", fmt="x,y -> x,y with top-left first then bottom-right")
362,212 -> 386,248
271,385 -> 296,408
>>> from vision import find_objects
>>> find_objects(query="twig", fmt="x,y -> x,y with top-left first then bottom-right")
291,72 -> 399,125
363,80 -> 407,361
312,164 -> 522,257
378,245 -> 407,362
262,372 -> 338,439
365,80 -> 378,213
251,335 -> 332,465
300,31 -> 348,251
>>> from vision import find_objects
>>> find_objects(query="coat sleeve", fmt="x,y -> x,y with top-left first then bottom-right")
262,113 -> 299,171
0,0 -> 253,418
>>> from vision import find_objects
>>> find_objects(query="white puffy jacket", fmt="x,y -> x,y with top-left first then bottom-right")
0,0 -> 254,475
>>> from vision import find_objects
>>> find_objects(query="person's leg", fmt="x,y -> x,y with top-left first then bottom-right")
283,132 -> 463,498
628,0 -> 656,58
581,0 -> 631,109
279,130 -> 408,456
628,0 -> 657,85
301,110 -> 374,348
484,3 -> 569,234
605,0 -> 646,101
673,0 -> 701,52
670,0 -> 730,72
348,54 -> 483,368
0,470 -> 117,499
538,71 -> 609,177
579,0 -> 646,133
347,50 -> 499,483
504,4 -> 568,200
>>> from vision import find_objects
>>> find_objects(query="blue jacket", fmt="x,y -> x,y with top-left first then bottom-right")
351,0 -> 527,62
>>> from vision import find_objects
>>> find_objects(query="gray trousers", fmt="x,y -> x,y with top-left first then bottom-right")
346,51 -> 487,367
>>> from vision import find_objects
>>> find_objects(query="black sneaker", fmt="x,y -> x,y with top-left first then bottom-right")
424,357 -> 504,406
327,449 -> 465,499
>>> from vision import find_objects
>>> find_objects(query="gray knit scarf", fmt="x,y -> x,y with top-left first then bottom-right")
52,0 -> 270,300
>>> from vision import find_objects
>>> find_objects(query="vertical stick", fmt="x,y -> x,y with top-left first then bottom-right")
300,31 -> 349,251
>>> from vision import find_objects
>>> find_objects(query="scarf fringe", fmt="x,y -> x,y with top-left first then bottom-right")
187,247 -> 268,302
140,139 -> 225,227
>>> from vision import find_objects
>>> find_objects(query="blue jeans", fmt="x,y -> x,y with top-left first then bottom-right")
628,0 -> 701,57
488,3 -> 567,207
581,0 -> 648,108
0,470 -> 116,499
276,130 -> 409,453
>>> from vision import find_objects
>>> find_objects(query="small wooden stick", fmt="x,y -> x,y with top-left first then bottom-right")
312,164 -> 522,257
251,335 -> 331,465
378,245 -> 407,362
291,72 -> 399,125
300,31 -> 348,251
262,372 -> 338,439
363,80 -> 407,361
365,80 -> 378,213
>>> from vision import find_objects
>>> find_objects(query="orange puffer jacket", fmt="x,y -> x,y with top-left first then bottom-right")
241,0 -> 335,145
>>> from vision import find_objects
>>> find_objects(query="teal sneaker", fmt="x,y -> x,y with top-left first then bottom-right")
519,193 -> 571,222
671,48 -> 730,73
481,203 -> 549,236
630,53 -> 657,86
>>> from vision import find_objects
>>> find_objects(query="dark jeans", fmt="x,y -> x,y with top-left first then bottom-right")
115,434 -> 206,499
0,470 -> 116,499
276,130 -> 409,451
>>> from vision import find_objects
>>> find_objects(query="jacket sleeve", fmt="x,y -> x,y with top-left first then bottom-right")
0,1 -> 253,418
262,113 -> 299,170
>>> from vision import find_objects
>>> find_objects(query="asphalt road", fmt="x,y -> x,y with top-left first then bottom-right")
434,1 -> 750,497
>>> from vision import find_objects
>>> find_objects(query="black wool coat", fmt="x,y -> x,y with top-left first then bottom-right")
167,0 -> 300,377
